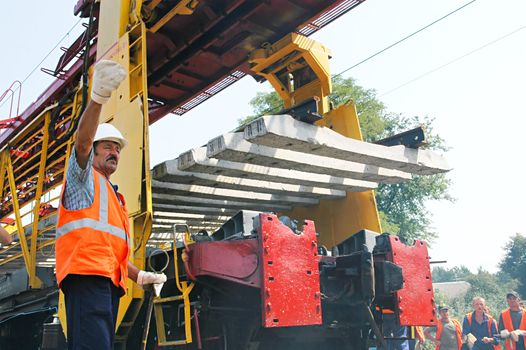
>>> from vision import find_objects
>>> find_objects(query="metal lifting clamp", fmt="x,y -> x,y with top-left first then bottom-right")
249,33 -> 333,122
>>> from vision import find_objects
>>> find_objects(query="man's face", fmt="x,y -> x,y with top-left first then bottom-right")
439,309 -> 450,320
93,140 -> 121,176
507,296 -> 521,311
473,299 -> 486,313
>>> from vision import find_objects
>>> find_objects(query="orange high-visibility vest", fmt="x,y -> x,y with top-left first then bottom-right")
56,169 -> 130,294
466,313 -> 501,350
500,309 -> 526,350
415,326 -> 425,342
436,319 -> 462,350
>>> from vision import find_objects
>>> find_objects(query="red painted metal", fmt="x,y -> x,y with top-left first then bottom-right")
259,214 -> 322,328
387,236 -> 436,326
187,239 -> 260,288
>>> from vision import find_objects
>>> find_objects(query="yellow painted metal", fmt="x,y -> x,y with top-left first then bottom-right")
283,101 -> 382,247
154,282 -> 195,346
0,98 -> 74,289
97,0 -> 131,60
249,33 -> 332,115
148,0 -> 199,33
153,224 -> 195,346
91,15 -> 153,336
250,33 -> 381,246
3,151 -> 32,276
28,112 -> 51,288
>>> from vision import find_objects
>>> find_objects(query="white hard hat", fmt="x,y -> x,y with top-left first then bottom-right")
94,123 -> 128,149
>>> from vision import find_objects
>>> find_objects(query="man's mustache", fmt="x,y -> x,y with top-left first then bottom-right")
106,156 -> 118,162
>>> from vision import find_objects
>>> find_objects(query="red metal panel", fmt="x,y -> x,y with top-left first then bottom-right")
187,239 -> 261,288
259,214 -> 321,328
387,236 -> 436,326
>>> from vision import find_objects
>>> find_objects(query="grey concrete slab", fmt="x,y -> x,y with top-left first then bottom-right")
177,147 -> 378,192
152,161 -> 347,199
207,132 -> 411,184
151,180 -> 318,206
153,203 -> 237,215
152,212 -> 231,223
244,115 -> 450,175
152,192 -> 292,211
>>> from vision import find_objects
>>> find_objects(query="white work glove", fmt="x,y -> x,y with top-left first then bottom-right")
466,333 -> 477,349
510,330 -> 523,342
90,60 -> 127,104
137,270 -> 167,297
500,330 -> 510,339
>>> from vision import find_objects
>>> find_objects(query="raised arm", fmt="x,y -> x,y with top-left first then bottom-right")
75,60 -> 126,168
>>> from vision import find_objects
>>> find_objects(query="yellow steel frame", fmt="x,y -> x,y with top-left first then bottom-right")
147,0 -> 198,33
249,33 -> 332,115
154,225 -> 195,346
285,101 -> 382,247
0,97 -> 77,288
250,34 -> 381,247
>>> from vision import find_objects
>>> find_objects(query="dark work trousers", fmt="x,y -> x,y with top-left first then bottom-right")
62,274 -> 121,350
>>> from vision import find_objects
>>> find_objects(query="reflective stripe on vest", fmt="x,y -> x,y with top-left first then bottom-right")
56,173 -> 128,244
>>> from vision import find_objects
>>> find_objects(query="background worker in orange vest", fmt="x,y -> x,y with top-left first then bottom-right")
463,297 -> 499,350
498,292 -> 526,350
55,60 -> 167,350
425,305 -> 463,350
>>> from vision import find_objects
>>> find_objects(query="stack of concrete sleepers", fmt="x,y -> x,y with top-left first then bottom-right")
150,114 -> 449,239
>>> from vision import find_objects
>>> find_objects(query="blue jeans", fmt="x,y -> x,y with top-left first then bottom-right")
62,274 -> 120,350
380,313 -> 409,350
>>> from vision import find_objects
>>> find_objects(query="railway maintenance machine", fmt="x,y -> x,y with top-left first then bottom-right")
0,0 -> 448,349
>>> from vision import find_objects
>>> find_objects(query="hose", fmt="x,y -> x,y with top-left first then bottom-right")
48,0 -> 96,145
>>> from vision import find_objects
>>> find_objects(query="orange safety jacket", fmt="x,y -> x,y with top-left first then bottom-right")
466,313 -> 501,350
436,319 -> 463,350
500,308 -> 526,350
56,169 -> 130,295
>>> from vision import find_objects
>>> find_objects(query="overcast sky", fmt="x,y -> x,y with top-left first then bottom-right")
1,0 -> 525,273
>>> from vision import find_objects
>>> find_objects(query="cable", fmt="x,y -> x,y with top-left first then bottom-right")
0,18 -> 83,111
379,25 -> 526,97
334,0 -> 478,78
48,1 -> 96,144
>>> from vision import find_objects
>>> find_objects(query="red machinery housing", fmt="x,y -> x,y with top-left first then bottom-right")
144,211 -> 436,349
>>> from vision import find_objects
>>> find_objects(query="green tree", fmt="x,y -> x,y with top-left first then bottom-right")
240,76 -> 453,243
462,268 -> 518,317
499,233 -> 526,297
432,265 -> 472,282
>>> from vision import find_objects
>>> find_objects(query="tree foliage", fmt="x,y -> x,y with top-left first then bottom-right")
432,265 -> 472,282
499,233 -> 526,297
240,76 -> 453,243
431,266 -> 518,320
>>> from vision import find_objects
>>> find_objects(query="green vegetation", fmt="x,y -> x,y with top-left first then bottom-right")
431,233 -> 524,319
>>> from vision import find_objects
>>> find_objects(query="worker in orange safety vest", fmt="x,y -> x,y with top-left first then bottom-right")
425,305 -> 463,350
55,60 -> 167,350
463,297 -> 499,350
498,292 -> 526,350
